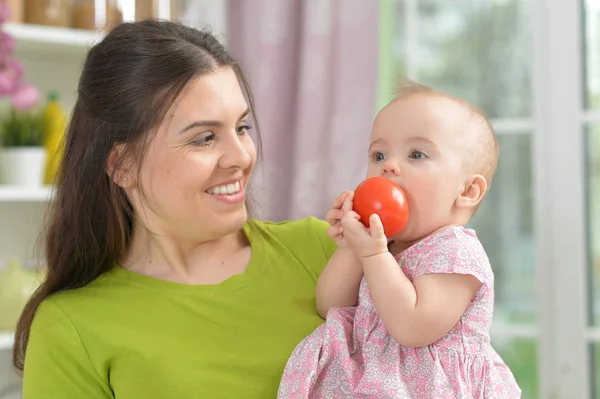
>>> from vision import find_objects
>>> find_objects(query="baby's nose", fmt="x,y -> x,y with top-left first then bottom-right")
382,161 -> 400,175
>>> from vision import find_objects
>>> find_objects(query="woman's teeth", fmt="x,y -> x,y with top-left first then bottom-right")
208,181 -> 241,195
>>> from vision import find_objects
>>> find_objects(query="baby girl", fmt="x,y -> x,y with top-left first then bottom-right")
278,82 -> 522,398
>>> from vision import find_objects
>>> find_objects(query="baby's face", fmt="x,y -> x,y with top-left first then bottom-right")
367,94 -> 477,242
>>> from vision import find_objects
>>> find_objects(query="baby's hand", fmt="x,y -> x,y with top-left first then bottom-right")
325,191 -> 353,248
340,196 -> 388,259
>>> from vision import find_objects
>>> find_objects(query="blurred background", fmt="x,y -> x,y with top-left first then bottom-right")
0,0 -> 596,398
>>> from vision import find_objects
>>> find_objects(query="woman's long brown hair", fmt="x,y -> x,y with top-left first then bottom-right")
13,20 -> 261,372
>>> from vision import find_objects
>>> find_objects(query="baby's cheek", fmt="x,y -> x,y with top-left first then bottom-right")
407,186 -> 441,218
365,166 -> 379,179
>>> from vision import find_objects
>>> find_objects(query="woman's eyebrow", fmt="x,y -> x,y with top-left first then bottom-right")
178,108 -> 251,135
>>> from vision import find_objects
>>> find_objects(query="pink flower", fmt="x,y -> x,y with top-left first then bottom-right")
6,58 -> 23,77
0,1 -> 41,110
1,32 -> 16,53
0,59 -> 23,94
0,71 -> 17,94
11,83 -> 39,111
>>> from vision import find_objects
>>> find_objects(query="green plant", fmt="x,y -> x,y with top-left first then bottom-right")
0,109 -> 46,147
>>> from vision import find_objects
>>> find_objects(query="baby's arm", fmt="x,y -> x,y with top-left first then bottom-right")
316,248 -> 363,318
315,191 -> 363,319
338,194 -> 481,348
361,252 -> 481,348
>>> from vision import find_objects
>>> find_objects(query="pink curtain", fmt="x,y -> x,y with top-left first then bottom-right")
227,0 -> 379,221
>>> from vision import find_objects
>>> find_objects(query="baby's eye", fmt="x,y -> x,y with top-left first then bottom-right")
409,150 -> 426,160
372,152 -> 386,162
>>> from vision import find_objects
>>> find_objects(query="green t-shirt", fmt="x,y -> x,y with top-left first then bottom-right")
23,217 -> 337,399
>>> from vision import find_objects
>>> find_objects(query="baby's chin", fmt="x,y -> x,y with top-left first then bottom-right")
390,223 -> 450,249
388,227 -> 423,253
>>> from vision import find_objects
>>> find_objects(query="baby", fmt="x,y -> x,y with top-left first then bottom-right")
278,82 -> 522,398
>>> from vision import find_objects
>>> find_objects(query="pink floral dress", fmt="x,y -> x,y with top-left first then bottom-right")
278,226 -> 521,398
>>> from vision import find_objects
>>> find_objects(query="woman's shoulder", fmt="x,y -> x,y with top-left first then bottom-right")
32,269 -> 130,326
246,217 -> 335,249
33,281 -> 106,322
27,288 -> 104,354
249,216 -> 329,238
250,217 -> 335,251
248,217 -> 338,277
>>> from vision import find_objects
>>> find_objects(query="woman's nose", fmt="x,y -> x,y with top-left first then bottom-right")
219,134 -> 253,170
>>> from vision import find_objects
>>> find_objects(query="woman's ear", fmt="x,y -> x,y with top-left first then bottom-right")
106,144 -> 134,188
456,174 -> 487,209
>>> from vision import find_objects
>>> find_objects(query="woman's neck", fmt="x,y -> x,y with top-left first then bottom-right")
122,224 -> 250,284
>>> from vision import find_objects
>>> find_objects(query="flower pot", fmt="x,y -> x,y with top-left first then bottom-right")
0,147 -> 47,186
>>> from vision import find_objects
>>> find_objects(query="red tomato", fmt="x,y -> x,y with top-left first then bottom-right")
352,177 -> 409,237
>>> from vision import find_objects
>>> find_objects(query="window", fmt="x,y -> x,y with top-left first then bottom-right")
380,0 -> 537,395
585,1 -> 600,398
380,0 -> 597,397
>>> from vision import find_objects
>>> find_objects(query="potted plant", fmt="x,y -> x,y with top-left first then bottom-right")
0,109 -> 46,185
0,1 -> 43,186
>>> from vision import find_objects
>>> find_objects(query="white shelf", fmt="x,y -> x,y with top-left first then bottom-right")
0,332 -> 14,351
0,186 -> 54,202
3,22 -> 104,49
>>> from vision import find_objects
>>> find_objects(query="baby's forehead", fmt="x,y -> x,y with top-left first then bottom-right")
380,94 -> 474,129
374,96 -> 476,142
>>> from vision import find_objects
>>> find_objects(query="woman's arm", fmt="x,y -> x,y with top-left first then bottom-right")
22,300 -> 112,399
315,248 -> 363,318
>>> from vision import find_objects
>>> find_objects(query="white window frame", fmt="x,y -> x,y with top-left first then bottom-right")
119,0 -> 228,42
532,0 -> 590,397
400,0 -> 592,397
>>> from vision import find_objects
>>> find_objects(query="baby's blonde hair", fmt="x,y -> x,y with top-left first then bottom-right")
393,80 -> 499,187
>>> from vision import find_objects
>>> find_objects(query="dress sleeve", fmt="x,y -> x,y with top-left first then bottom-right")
22,299 -> 113,399
412,227 -> 493,286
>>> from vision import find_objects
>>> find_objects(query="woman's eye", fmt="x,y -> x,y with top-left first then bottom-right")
409,150 -> 426,160
237,124 -> 253,135
191,132 -> 215,146
372,152 -> 386,162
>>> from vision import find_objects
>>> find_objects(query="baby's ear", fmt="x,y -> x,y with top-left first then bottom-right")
456,174 -> 487,209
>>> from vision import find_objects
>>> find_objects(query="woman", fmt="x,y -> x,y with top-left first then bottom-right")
13,20 -> 337,398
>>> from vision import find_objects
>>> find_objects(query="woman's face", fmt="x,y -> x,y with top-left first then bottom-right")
126,67 -> 257,243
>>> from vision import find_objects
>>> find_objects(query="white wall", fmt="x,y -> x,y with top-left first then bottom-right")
0,41 -> 86,397
0,46 -> 84,265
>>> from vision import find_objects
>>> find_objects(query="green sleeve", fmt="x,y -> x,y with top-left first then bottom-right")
308,217 -> 338,262
306,217 -> 338,277
22,299 -> 113,399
